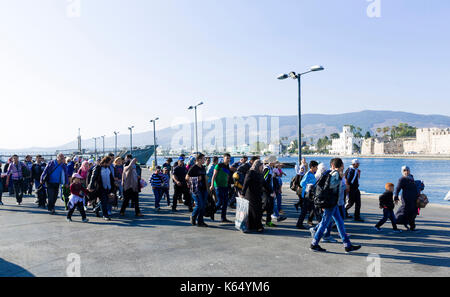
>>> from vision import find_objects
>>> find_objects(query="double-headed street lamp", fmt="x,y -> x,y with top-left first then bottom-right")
113,131 -> 119,156
150,118 -> 159,166
128,126 -> 134,155
278,65 -> 324,164
188,101 -> 203,154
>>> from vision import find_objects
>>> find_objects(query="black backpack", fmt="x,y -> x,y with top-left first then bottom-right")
313,170 -> 338,209
290,174 -> 301,192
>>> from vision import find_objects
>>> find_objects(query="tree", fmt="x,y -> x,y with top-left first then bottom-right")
364,131 -> 372,139
330,133 -> 340,139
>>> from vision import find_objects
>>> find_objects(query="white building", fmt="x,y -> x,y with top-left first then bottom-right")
403,128 -> 450,154
330,126 -> 363,155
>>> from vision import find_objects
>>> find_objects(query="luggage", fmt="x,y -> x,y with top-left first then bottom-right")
417,193 -> 429,209
235,197 -> 249,233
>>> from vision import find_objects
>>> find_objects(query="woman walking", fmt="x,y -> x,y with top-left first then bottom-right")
241,159 -> 264,232
394,166 -> 419,231
88,156 -> 116,221
120,158 -> 142,217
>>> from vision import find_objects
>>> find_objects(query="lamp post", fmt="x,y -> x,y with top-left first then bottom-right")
188,101 -> 203,154
128,126 -> 134,156
150,118 -> 159,166
113,131 -> 119,156
93,137 -> 98,160
101,135 -> 105,157
278,65 -> 324,164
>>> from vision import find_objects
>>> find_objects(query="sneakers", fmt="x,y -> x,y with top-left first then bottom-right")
322,236 -> 338,243
309,227 -> 316,238
345,245 -> 362,253
197,222 -> 208,228
276,216 -> 287,222
266,221 -> 276,227
310,244 -> 326,252
82,218 -> 89,223
66,218 -> 72,222
392,229 -> 402,233
103,216 -> 111,221
374,226 -> 382,232
190,216 -> 196,226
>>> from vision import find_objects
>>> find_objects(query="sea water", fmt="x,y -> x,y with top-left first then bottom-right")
277,156 -> 450,206
155,156 -> 450,205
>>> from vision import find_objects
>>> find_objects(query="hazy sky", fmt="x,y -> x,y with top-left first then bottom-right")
1,0 -> 449,149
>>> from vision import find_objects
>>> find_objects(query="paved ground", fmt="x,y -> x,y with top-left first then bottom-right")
1,170 -> 449,277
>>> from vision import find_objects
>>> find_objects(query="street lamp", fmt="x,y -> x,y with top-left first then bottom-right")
101,135 -> 105,157
188,101 -> 204,154
92,137 -> 99,160
128,126 -> 134,156
113,131 -> 119,156
150,118 -> 159,166
278,65 -> 324,164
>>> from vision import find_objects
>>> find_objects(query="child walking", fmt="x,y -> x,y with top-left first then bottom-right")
161,167 -> 171,207
67,173 -> 89,223
150,166 -> 164,211
374,183 -> 401,233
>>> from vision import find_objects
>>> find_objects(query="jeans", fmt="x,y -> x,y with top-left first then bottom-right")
161,187 -> 170,206
153,187 -> 162,209
120,188 -> 140,215
297,198 -> 314,227
273,192 -> 282,217
376,208 -> 398,229
46,183 -> 60,211
312,205 -> 351,247
98,188 -> 111,218
12,179 -> 24,203
192,190 -> 208,224
215,187 -> 229,220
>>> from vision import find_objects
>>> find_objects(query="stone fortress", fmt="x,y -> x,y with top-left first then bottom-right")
362,127 -> 450,155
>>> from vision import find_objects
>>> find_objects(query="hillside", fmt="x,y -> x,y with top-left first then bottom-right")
3,110 -> 450,152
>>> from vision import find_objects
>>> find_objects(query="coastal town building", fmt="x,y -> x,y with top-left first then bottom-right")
330,126 -> 363,155
361,138 -> 404,155
403,128 -> 450,154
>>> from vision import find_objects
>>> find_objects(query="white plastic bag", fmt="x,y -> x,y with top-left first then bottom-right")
235,197 -> 249,232
444,191 -> 450,201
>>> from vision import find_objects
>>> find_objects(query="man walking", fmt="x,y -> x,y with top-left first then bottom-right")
32,155 -> 47,208
345,159 -> 364,222
210,153 -> 232,223
172,156 -> 191,212
40,153 -> 69,214
5,155 -> 27,205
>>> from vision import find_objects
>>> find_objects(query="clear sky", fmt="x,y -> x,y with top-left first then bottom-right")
1,0 -> 449,149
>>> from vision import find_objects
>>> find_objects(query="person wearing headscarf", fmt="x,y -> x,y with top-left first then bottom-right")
394,166 -> 419,231
241,159 -> 264,232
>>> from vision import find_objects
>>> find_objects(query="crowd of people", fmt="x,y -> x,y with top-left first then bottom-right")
0,152 -> 424,253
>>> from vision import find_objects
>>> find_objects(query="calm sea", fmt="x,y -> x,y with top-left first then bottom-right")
155,156 -> 450,205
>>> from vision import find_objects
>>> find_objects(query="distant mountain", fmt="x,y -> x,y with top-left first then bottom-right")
2,110 -> 450,152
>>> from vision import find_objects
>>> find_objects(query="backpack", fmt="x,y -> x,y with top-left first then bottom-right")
313,170 -> 338,209
290,174 -> 300,192
415,180 -> 425,193
233,172 -> 244,189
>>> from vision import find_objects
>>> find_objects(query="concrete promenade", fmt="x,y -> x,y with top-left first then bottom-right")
1,170 -> 449,277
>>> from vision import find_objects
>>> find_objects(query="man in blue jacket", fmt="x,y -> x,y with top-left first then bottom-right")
296,161 -> 318,229
40,153 -> 69,215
